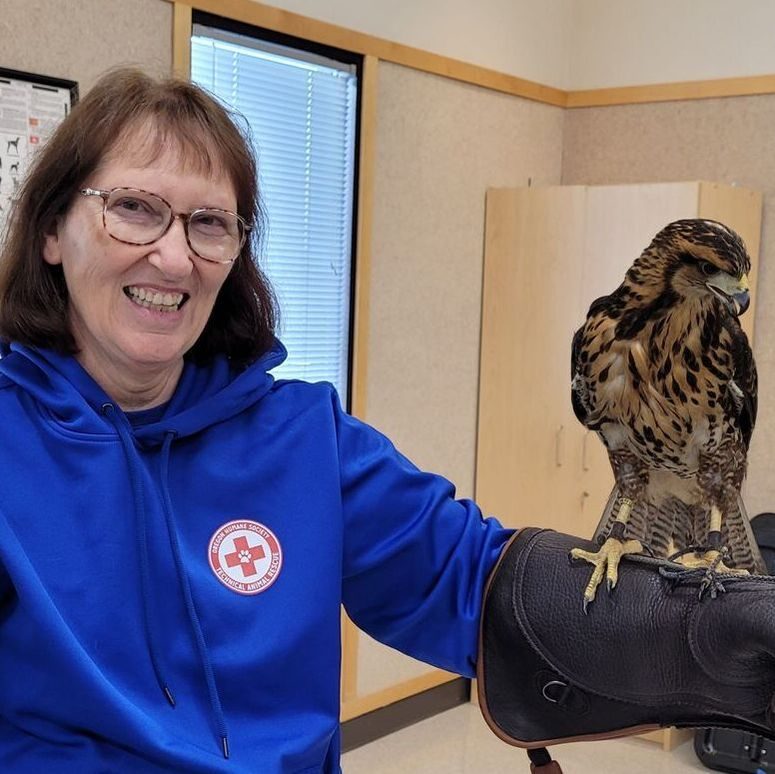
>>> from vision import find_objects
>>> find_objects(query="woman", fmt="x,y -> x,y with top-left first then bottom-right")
2,68 -> 775,774
0,68 -> 510,772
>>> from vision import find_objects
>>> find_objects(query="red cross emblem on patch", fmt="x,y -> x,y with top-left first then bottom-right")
208,520 -> 283,595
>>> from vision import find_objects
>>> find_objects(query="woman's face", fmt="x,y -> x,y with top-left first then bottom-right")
43,134 -> 236,385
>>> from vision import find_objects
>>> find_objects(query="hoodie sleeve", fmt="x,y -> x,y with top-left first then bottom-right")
334,389 -> 513,677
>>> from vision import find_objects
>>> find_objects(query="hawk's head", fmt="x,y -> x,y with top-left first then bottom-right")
630,219 -> 751,317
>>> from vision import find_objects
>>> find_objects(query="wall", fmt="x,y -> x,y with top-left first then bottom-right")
563,96 -> 775,515
367,64 -> 564,491
0,0 -> 171,92
359,61 -> 564,692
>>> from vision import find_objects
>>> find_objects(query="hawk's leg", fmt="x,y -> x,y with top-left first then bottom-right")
570,496 -> 643,612
676,450 -> 751,577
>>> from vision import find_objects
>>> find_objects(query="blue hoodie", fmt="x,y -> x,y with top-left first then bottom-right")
0,341 -> 511,772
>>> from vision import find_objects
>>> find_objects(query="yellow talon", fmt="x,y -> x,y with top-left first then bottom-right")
571,537 -> 643,611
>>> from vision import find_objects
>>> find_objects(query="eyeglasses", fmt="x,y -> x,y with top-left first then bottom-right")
80,187 -> 250,265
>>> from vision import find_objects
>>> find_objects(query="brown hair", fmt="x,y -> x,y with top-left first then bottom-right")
0,67 -> 277,366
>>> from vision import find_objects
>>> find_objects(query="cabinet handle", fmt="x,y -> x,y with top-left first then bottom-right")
555,425 -> 563,467
582,431 -> 591,472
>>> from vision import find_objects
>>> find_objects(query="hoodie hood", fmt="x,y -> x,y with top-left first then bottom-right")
0,339 -> 288,446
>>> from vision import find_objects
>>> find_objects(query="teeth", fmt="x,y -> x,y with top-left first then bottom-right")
126,286 -> 184,312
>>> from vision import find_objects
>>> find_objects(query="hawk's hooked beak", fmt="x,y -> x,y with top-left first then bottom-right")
706,272 -> 750,316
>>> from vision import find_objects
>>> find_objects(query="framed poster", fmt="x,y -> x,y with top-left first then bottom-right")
0,67 -> 78,236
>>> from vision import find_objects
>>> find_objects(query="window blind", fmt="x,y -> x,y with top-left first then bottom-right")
191,26 -> 358,404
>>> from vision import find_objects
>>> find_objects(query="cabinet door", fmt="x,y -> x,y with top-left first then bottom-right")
477,186 -> 586,530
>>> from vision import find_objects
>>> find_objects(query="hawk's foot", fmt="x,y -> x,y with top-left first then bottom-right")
570,536 -> 644,612
674,548 -> 749,576
662,546 -> 749,600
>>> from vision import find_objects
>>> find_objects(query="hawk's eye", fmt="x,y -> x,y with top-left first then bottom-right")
699,261 -> 717,277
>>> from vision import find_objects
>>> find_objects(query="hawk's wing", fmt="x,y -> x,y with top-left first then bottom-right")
570,291 -> 624,431
723,317 -> 757,451
570,324 -> 589,427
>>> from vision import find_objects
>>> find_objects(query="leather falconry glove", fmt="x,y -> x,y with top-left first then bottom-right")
477,528 -> 775,774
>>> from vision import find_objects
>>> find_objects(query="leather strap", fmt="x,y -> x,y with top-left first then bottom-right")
528,747 -> 563,773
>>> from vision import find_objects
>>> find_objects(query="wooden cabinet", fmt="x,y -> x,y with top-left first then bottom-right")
476,182 -> 762,538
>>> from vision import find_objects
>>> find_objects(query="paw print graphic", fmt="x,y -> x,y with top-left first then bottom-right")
239,549 -> 252,563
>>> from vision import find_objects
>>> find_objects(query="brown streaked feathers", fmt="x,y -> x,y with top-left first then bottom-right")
571,219 -> 765,573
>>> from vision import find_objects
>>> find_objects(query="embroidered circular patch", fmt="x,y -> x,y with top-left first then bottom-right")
208,520 -> 283,595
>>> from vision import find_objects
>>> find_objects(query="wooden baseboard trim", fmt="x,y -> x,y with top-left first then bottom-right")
639,726 -> 693,751
341,670 -> 458,721
341,677 -> 469,752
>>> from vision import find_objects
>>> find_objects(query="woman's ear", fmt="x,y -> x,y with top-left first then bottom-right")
42,220 -> 62,266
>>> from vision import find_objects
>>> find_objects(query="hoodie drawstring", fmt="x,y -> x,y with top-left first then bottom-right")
102,404 -> 229,759
159,431 -> 229,760
103,403 -> 176,709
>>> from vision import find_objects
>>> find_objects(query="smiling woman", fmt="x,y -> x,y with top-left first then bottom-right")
0,67 -> 517,773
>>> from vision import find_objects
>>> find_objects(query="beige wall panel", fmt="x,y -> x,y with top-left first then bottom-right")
0,0 -> 171,91
357,62 -> 564,695
562,95 -> 775,516
366,62 -> 564,490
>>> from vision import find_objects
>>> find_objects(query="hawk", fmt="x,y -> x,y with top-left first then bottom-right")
570,219 -> 765,609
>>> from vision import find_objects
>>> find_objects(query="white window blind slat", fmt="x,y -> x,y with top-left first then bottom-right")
191,27 -> 357,402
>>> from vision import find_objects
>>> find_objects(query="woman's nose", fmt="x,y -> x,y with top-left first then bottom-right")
146,216 -> 194,278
